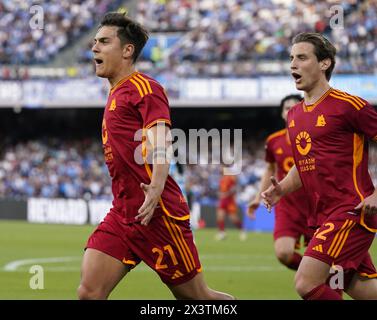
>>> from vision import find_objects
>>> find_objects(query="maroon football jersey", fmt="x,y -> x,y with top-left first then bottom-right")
265,128 -> 310,226
102,72 -> 190,223
287,88 -> 377,230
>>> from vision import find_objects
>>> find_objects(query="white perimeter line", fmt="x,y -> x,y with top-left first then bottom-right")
3,257 -> 81,271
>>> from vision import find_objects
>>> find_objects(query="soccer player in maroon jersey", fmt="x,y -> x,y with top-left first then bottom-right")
77,12 -> 234,300
262,32 -> 377,300
248,94 -> 313,270
216,172 -> 247,241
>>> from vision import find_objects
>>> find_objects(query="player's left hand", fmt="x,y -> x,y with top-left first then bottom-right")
355,189 -> 377,215
261,176 -> 283,212
136,183 -> 163,225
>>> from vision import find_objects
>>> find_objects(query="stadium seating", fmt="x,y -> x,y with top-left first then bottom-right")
1,137 -> 376,207
134,0 -> 377,76
1,0 -> 376,77
0,1 -> 377,204
0,139 -> 111,199
0,0 -> 123,64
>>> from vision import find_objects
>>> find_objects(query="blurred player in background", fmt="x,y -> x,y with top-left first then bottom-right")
248,94 -> 313,270
78,12 -> 234,300
170,162 -> 200,231
216,168 -> 246,241
170,161 -> 187,203
262,32 -> 377,300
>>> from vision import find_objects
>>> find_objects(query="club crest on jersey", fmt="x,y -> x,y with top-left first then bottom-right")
315,114 -> 326,127
275,147 -> 283,155
295,131 -> 312,156
109,98 -> 117,111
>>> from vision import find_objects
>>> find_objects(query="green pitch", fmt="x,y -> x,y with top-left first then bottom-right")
0,220 -> 376,300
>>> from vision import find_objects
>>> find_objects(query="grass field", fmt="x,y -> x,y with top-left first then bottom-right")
1,220 -> 376,300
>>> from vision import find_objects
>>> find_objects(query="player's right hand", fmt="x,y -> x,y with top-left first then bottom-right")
261,176 -> 282,212
247,199 -> 259,219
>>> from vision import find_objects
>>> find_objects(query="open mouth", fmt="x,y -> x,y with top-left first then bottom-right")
292,72 -> 302,82
94,58 -> 103,66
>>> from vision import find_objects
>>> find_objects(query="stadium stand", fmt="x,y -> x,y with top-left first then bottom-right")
0,0 -> 123,64
0,139 -> 111,199
1,0 -> 377,78
2,0 -> 377,304
1,134 -> 376,207
0,0 -> 377,208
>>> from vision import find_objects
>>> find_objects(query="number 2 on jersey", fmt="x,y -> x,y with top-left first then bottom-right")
314,222 -> 335,240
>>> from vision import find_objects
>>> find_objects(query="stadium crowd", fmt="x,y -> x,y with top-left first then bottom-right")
81,0 -> 377,77
149,0 -> 377,77
0,0 -> 122,64
0,138 -> 264,204
1,138 -> 376,208
0,139 -> 112,200
1,0 -> 376,78
1,0 -> 377,206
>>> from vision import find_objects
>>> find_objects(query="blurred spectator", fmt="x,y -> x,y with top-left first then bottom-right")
165,0 -> 377,76
1,137 -> 376,209
0,0 -> 123,64
2,0 -> 377,77
0,138 -> 112,200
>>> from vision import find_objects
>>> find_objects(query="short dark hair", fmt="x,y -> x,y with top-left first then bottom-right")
292,32 -> 336,80
99,12 -> 149,63
280,94 -> 302,113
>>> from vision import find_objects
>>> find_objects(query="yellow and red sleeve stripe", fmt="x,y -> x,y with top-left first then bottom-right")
330,89 -> 365,111
145,119 -> 172,129
110,71 -> 138,95
266,129 -> 286,143
130,73 -> 153,98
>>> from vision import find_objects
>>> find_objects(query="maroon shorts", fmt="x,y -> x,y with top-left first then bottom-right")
305,213 -> 377,277
86,210 -> 202,286
218,197 -> 237,214
273,206 -> 313,247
